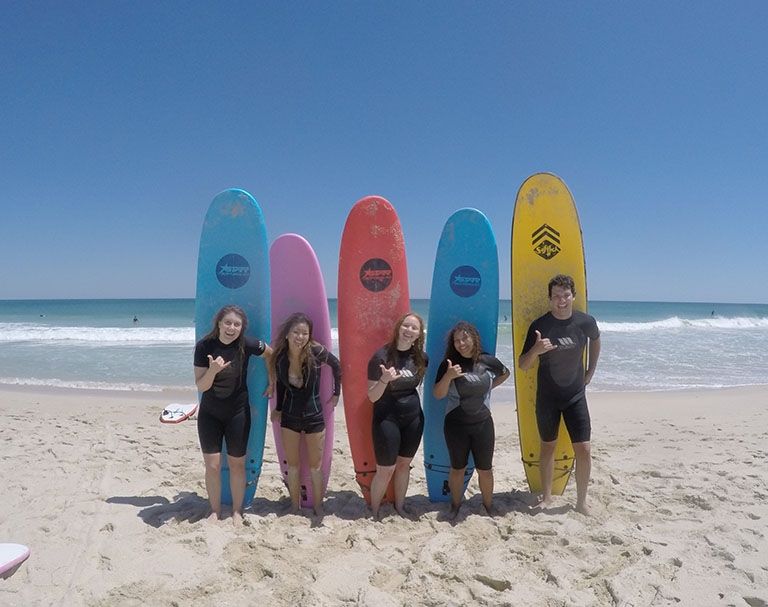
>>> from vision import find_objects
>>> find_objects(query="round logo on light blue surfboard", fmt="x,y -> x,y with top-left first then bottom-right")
216,254 -> 251,289
449,265 -> 481,297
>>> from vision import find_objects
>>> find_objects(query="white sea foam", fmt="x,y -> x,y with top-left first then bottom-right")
0,323 -> 194,345
598,316 -> 768,333
0,376 -> 191,392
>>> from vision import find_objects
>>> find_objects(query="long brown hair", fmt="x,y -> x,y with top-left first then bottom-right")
385,312 -> 427,379
443,320 -> 482,364
271,312 -> 318,386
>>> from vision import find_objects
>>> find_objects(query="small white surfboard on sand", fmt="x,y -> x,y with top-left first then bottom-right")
159,403 -> 198,424
0,543 -> 30,579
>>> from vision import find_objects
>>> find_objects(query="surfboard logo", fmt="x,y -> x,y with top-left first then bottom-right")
449,265 -> 482,298
216,254 -> 251,289
532,224 -> 561,260
360,258 -> 393,292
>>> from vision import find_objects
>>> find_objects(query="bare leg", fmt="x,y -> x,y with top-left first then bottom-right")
305,430 -> 326,515
281,428 -> 302,513
477,468 -> 495,515
392,456 -> 413,515
538,440 -> 558,508
370,464 -> 395,519
448,467 -> 466,517
202,452 -> 222,520
573,441 -> 592,515
228,454 -> 246,526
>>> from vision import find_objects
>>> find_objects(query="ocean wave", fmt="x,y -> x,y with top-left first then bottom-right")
0,324 -> 194,345
598,316 -> 768,333
0,376 -> 192,392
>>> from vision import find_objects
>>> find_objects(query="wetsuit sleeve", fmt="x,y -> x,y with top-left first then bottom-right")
434,359 -> 449,384
482,354 -> 509,378
367,352 -> 384,381
193,340 -> 209,367
274,352 -> 287,411
316,345 -> 342,396
245,337 -> 267,356
585,315 -> 600,340
521,322 -> 538,357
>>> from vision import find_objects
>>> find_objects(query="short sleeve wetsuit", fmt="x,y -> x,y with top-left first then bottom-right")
368,346 -> 428,467
274,343 -> 341,434
435,353 -> 508,470
194,336 -> 267,457
521,310 -> 600,443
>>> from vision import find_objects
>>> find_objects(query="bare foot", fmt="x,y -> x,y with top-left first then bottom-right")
232,511 -> 244,527
290,503 -> 301,515
575,502 -> 591,516
313,504 -> 325,517
449,502 -> 461,521
207,511 -> 221,522
531,496 -> 554,512
482,503 -> 499,517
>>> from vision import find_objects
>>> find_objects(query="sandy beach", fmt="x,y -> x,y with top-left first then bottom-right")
1,385 -> 766,606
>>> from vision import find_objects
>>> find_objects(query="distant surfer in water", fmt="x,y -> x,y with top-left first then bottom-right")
433,321 -> 509,518
269,313 -> 341,516
194,305 -> 273,526
367,312 -> 428,519
518,274 -> 601,515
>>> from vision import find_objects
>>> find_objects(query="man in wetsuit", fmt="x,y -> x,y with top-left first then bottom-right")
518,274 -> 601,515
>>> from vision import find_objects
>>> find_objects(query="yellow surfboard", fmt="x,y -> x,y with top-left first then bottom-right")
511,173 -> 587,495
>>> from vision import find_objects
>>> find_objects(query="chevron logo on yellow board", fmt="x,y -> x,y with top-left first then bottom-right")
532,224 -> 561,260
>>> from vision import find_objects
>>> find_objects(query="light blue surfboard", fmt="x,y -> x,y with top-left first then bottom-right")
422,208 -> 499,502
195,188 -> 270,508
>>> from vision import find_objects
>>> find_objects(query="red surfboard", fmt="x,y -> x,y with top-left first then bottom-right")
338,196 -> 410,503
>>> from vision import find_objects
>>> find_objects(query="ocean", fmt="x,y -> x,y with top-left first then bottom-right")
1,298 -> 766,395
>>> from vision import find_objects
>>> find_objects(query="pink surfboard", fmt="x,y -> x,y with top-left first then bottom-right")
269,234 -> 335,508
0,543 -> 29,579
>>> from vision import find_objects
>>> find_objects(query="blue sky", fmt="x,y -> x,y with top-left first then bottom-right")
2,2 -> 767,303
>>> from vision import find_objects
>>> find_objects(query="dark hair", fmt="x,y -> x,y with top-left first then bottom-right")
203,305 -> 249,374
271,312 -> 318,387
385,312 -> 427,380
548,274 -> 576,298
443,320 -> 482,364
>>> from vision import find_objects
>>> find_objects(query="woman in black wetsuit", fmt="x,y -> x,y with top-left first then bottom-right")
433,321 -> 509,517
193,305 -> 272,526
269,313 -> 341,516
367,312 -> 428,519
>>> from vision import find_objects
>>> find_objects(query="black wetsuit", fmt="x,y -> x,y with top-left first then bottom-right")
521,310 -> 600,443
275,343 -> 341,434
435,353 -> 508,470
194,336 -> 267,457
367,346 -> 428,466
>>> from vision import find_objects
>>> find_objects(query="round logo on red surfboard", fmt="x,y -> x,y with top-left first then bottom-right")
359,258 -> 393,292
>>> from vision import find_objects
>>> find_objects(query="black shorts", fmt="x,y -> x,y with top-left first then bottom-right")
372,411 -> 424,467
536,394 -> 591,444
443,414 -> 495,471
281,413 -> 325,434
197,403 -> 251,457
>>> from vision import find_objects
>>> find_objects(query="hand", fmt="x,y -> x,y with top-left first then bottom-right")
327,395 -> 339,408
270,409 -> 281,423
263,382 -> 274,398
584,370 -> 594,386
445,359 -> 464,380
379,364 -> 401,385
534,330 -> 557,355
207,354 -> 231,374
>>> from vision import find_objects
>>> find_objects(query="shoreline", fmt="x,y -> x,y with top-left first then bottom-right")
2,384 -> 766,605
0,382 -> 765,403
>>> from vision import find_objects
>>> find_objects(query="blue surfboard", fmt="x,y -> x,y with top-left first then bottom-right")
195,189 -> 270,508
422,208 -> 499,502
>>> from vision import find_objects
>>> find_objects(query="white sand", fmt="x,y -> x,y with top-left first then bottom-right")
1,385 -> 766,606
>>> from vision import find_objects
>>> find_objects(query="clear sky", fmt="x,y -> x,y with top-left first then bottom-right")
2,2 -> 767,303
